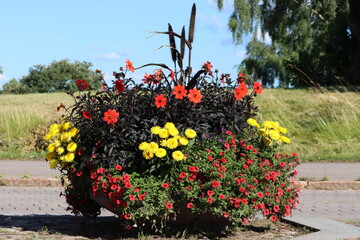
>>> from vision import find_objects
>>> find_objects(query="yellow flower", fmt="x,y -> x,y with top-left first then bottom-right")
155,148 -> 167,158
178,137 -> 189,146
158,128 -> 170,139
49,160 -> 58,169
168,127 -> 179,137
56,147 -> 65,155
160,139 -> 168,147
150,126 -> 161,135
61,122 -> 71,131
172,150 -> 185,161
164,122 -> 175,130
67,142 -> 77,152
148,142 -> 159,153
49,123 -> 59,132
184,129 -> 197,139
278,127 -> 287,134
54,140 -> 61,147
281,136 -> 291,144
139,142 -> 150,151
259,128 -> 268,137
69,128 -> 79,137
47,143 -> 56,153
247,118 -> 260,128
143,151 -> 154,160
60,132 -> 72,142
269,129 -> 280,140
64,152 -> 75,162
262,121 -> 273,129
46,152 -> 55,161
44,133 -> 53,142
263,137 -> 272,146
166,137 -> 179,149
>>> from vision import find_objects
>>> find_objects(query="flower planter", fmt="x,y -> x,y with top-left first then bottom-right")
90,194 -> 230,228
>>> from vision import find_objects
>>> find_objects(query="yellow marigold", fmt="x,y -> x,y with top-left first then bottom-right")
160,139 -> 168,147
49,123 -> 59,132
164,122 -> 175,130
155,148 -> 167,158
247,118 -> 260,128
148,142 -> 159,153
61,122 -> 72,131
278,127 -> 287,134
47,143 -> 56,153
158,128 -> 170,139
56,147 -> 65,155
151,126 -> 161,135
143,151 -> 154,160
60,132 -> 72,142
281,136 -> 291,144
69,128 -> 79,137
259,128 -> 268,137
168,127 -> 179,137
185,129 -> 197,139
64,152 -> 75,162
49,160 -> 58,169
44,133 -> 53,142
262,121 -> 273,129
172,150 -> 184,161
139,142 -> 150,151
54,140 -> 61,147
46,152 -> 55,161
178,137 -> 189,146
269,129 -> 280,140
67,142 -> 77,152
166,137 -> 179,149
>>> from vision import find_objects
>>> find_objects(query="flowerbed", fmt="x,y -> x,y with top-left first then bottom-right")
44,4 -> 300,231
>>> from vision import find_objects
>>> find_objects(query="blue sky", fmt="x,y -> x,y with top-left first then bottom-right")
0,0 -> 252,89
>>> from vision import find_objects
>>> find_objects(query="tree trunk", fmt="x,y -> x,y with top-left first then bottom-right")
348,0 -> 360,84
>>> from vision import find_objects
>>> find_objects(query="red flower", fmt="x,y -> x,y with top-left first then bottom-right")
103,109 -> 119,125
97,168 -> 105,174
76,170 -> 82,177
179,172 -> 187,178
253,81 -> 263,94
162,183 -> 170,189
154,94 -> 167,108
56,103 -> 63,112
124,214 -> 131,220
169,70 -> 175,81
263,209 -> 270,216
172,84 -> 188,100
82,111 -> 92,119
219,194 -> 225,199
125,59 -> 134,72
207,190 -> 214,196
187,88 -> 203,104
166,203 -> 173,209
202,61 -> 213,71
115,165 -> 122,171
187,203 -> 193,208
273,205 -> 280,212
223,212 -> 230,218
139,193 -> 146,201
237,73 -> 245,83
207,197 -> 213,204
115,79 -> 125,93
270,215 -> 277,222
129,195 -> 136,201
234,82 -> 248,100
242,199 -> 248,205
257,192 -> 264,198
75,79 -> 89,90
212,181 -> 221,188
188,166 -> 199,172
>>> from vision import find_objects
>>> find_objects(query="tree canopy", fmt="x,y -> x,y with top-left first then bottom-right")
218,0 -> 359,87
2,59 -> 101,94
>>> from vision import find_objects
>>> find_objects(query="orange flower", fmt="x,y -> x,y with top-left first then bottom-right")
103,109 -> 119,125
202,61 -> 213,72
253,81 -> 263,94
125,59 -> 134,72
188,88 -> 203,104
172,85 -> 188,100
234,82 -> 248,100
154,94 -> 167,108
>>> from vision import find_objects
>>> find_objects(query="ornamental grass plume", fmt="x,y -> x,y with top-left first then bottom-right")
44,3 -> 300,232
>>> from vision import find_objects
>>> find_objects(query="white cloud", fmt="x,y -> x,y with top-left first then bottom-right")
94,50 -> 133,60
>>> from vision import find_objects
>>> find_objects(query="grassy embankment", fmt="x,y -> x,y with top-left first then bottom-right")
0,88 -> 359,161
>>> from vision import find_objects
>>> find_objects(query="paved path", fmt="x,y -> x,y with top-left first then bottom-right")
1,160 -> 360,181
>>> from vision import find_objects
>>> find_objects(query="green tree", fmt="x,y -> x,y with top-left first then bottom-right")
218,0 -> 359,87
2,78 -> 29,94
19,59 -> 101,93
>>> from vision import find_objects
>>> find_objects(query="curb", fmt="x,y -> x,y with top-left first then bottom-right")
2,179 -> 360,190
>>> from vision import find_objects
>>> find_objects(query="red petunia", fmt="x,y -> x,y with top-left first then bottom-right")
129,195 -> 136,201
125,59 -> 134,72
162,183 -> 170,189
82,111 -> 92,119
212,181 -> 221,188
253,81 -> 263,94
103,109 -> 119,125
115,165 -> 122,171
154,94 -> 167,108
114,79 -> 125,93
166,203 -> 173,209
172,84 -> 188,100
234,82 -> 248,100
75,79 -> 89,90
188,88 -> 203,104
257,192 -> 264,198
187,203 -> 193,208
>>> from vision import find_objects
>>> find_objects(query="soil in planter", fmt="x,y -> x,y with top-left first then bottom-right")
0,215 -> 314,239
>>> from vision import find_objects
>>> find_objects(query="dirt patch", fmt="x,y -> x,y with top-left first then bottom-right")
0,215 -> 313,239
